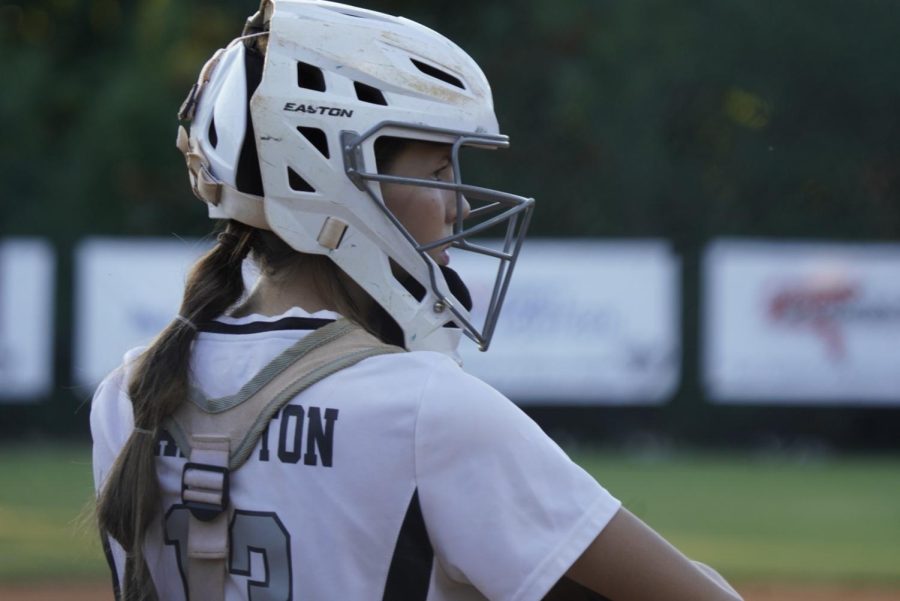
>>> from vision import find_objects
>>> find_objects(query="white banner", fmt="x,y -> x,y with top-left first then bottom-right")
703,239 -> 900,405
74,238 -> 210,387
0,238 -> 56,401
74,237 -> 680,404
457,240 -> 680,404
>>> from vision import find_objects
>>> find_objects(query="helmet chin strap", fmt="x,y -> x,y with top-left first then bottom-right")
401,265 -> 472,363
400,265 -> 473,313
439,266 -> 473,312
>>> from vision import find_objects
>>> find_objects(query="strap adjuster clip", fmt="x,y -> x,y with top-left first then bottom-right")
181,462 -> 230,522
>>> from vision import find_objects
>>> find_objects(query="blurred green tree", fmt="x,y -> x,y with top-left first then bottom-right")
1,0 -> 898,441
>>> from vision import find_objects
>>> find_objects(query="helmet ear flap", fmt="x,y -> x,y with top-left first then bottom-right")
243,0 -> 274,37
235,47 -> 266,197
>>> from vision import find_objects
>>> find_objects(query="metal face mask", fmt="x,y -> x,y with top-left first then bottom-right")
343,121 -> 535,351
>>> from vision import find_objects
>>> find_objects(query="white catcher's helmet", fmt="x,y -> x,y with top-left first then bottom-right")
176,0 -> 534,356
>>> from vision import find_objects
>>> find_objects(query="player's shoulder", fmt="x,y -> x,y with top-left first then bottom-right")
408,352 -> 552,465
90,346 -> 145,441
363,349 -> 486,390
377,348 -> 461,373
395,350 -> 513,413
94,346 -> 145,396
345,348 -> 505,408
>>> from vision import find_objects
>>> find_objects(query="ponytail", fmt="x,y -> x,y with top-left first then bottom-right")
96,220 -> 398,599
96,220 -> 254,601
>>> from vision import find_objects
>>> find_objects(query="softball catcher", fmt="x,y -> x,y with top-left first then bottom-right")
91,2 -> 743,600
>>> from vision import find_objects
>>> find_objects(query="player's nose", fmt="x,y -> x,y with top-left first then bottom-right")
447,194 -> 471,225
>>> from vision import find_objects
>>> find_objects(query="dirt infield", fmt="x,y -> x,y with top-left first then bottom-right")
1,581 -> 899,600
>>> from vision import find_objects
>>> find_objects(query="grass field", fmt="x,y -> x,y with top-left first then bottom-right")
0,444 -> 104,583
568,449 -> 900,585
1,443 -> 899,589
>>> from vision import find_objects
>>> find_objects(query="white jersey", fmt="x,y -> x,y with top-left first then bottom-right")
91,308 -> 621,601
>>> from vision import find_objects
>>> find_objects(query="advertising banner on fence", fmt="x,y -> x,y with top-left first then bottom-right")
75,238 -> 680,404
0,238 -> 55,401
703,239 -> 900,405
74,238 -> 210,388
457,240 -> 680,404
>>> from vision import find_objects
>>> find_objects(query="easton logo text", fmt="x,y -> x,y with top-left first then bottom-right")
283,102 -> 354,117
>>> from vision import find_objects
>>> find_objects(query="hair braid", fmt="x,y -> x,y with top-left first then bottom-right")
96,220 -> 254,601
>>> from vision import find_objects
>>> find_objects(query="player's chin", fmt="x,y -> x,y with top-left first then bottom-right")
427,247 -> 450,266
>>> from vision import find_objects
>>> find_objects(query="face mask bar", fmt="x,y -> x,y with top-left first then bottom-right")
342,122 -> 535,351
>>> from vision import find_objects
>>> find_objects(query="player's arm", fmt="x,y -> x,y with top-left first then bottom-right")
564,507 -> 743,601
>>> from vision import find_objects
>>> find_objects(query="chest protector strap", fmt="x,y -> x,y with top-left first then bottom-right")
162,319 -> 403,601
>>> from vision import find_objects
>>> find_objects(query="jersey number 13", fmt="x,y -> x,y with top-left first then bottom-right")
164,505 -> 293,601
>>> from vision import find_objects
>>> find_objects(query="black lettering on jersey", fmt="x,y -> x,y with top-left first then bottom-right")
258,419 -> 273,462
155,429 -> 185,458
273,405 -> 339,467
278,405 -> 305,464
304,407 -> 339,467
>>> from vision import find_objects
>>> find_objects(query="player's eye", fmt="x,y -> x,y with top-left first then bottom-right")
432,162 -> 452,181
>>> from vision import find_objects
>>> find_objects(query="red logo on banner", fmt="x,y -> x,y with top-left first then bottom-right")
768,282 -> 858,361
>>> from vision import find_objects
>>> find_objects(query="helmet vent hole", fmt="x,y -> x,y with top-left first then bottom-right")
354,81 -> 387,106
208,118 -> 218,149
287,167 -> 316,192
297,127 -> 330,158
297,62 -> 326,92
410,59 -> 465,90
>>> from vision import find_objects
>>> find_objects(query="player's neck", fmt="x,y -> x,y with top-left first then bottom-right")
231,271 -> 333,318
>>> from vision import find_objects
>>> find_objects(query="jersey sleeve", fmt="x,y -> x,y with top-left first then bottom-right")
90,362 -> 135,494
90,352 -> 141,593
413,361 -> 621,601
